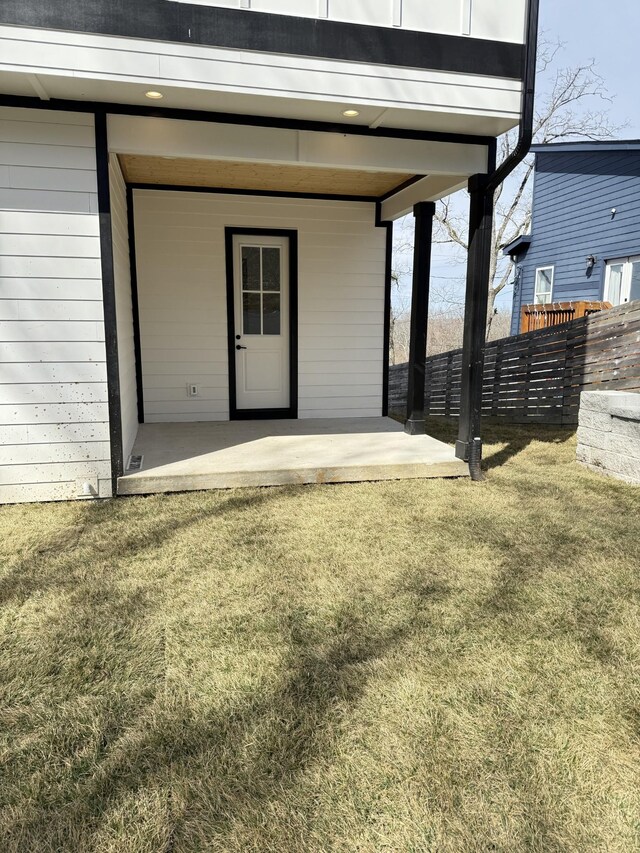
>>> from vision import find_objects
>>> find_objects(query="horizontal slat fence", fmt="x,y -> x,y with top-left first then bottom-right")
389,301 -> 640,426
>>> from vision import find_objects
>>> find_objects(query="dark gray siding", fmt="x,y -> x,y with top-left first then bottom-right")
510,149 -> 640,334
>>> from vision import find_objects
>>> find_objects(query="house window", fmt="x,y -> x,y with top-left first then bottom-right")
604,256 -> 640,306
534,266 -> 554,304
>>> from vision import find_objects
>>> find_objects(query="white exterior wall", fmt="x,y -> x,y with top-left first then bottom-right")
109,155 -> 139,461
0,107 -> 112,504
133,190 -> 385,421
170,0 -> 527,43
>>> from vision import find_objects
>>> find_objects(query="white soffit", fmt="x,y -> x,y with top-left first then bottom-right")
0,25 -> 522,137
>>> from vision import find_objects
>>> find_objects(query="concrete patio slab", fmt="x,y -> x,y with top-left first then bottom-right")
118,417 -> 468,495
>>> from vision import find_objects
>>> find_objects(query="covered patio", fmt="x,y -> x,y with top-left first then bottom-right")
118,417 -> 467,495
101,110 -> 492,499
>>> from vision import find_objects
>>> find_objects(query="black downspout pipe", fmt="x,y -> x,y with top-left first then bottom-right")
487,0 -> 540,196
455,0 -> 540,480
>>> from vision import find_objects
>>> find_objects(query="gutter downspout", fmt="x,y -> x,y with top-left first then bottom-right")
486,0 -> 540,196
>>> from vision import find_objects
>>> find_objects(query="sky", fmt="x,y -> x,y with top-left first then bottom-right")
395,0 -> 640,317
540,0 -> 639,136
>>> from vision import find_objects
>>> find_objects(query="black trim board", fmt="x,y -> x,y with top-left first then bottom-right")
0,0 -> 524,79
0,94 -> 496,149
232,408 -> 296,422
129,182 -> 379,204
95,112 -> 124,493
126,186 -> 145,425
382,221 -> 393,417
225,227 -> 299,421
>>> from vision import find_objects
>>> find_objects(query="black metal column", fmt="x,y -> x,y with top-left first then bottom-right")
405,201 -> 436,436
455,174 -> 495,475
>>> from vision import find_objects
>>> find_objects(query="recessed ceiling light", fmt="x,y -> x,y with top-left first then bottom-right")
342,109 -> 360,118
145,91 -> 164,100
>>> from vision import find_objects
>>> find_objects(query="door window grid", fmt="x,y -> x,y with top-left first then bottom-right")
241,245 -> 282,336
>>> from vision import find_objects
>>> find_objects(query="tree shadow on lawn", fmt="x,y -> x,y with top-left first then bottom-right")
2,570 -> 454,851
0,487 -> 284,609
420,416 -> 576,472
0,485 -> 308,849
481,425 -> 576,471
468,488 -> 639,674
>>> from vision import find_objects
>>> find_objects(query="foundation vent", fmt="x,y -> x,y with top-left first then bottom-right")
127,455 -> 144,472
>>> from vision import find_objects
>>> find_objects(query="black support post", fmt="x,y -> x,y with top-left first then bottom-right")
405,201 -> 436,436
455,174 -> 495,477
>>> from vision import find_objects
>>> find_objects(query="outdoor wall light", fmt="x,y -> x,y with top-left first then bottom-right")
586,255 -> 597,271
342,109 -> 360,117
145,91 -> 164,100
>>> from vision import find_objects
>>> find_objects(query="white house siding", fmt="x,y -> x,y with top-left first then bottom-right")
0,107 -> 112,504
169,0 -> 527,43
109,155 -> 138,461
133,190 -> 385,421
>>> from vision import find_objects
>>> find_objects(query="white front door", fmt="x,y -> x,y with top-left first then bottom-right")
232,234 -> 290,412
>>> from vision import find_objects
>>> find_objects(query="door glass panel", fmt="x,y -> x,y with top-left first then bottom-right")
263,293 -> 281,336
262,247 -> 281,291
629,261 -> 640,303
607,264 -> 624,305
242,292 -> 261,335
241,246 -> 261,291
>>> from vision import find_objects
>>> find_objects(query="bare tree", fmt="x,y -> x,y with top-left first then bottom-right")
389,221 -> 414,365
434,40 -> 624,338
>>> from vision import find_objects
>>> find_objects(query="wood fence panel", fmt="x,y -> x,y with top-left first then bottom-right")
389,301 -> 640,425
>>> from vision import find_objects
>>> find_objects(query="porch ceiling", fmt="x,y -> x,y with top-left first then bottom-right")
118,154 -> 414,198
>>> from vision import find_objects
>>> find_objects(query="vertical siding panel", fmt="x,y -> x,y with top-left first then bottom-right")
109,155 -> 139,460
0,108 -> 111,504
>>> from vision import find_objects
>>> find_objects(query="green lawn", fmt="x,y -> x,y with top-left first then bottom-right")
1,424 -> 639,852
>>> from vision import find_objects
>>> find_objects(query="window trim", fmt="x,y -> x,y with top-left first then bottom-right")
534,265 -> 554,304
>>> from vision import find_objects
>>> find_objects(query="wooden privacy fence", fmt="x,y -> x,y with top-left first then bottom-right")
520,300 -> 611,334
389,300 -> 640,426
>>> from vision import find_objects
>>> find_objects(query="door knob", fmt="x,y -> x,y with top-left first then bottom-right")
236,344 -> 247,350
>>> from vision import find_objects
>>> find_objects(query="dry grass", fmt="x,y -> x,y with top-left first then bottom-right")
1,424 -> 639,852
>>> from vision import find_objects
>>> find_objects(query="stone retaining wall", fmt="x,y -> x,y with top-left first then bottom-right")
577,391 -> 640,485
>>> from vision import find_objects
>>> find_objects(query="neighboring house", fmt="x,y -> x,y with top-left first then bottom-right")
0,0 -> 537,503
507,140 -> 640,336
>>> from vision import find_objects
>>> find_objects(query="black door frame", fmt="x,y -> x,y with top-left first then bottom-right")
225,227 -> 298,420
